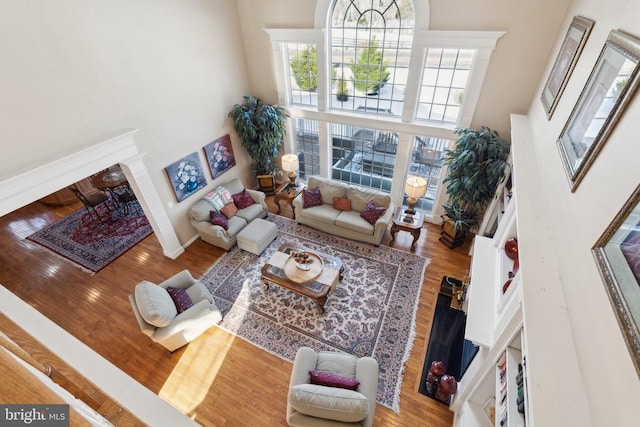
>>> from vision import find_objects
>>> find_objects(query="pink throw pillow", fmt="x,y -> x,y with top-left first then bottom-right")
360,200 -> 386,225
220,202 -> 239,219
166,286 -> 194,313
209,211 -> 229,230
302,187 -> 323,208
232,189 -> 255,209
309,370 -> 360,390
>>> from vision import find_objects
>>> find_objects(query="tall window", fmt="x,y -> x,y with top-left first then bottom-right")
417,48 -> 474,124
330,0 -> 414,116
266,0 -> 503,220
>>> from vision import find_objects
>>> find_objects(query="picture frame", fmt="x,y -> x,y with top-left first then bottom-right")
592,184 -> 640,377
541,16 -> 594,119
557,30 -> 640,192
165,152 -> 207,202
203,134 -> 236,179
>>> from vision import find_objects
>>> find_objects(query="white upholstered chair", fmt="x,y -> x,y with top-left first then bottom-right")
287,347 -> 379,427
129,270 -> 222,352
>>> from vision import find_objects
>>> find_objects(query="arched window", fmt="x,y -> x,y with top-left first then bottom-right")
265,0 -> 503,221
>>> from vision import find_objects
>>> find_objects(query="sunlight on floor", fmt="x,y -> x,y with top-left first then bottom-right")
158,328 -> 236,416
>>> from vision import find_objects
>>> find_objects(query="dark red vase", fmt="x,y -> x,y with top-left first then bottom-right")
505,238 -> 518,260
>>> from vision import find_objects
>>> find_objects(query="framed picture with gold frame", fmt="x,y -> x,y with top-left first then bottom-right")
541,16 -> 594,119
557,30 -> 640,191
592,184 -> 640,377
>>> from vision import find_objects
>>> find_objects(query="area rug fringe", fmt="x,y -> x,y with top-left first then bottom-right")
33,246 -> 96,275
199,215 -> 431,413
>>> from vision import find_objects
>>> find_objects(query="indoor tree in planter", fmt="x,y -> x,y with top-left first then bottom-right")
440,126 -> 510,248
228,96 -> 290,191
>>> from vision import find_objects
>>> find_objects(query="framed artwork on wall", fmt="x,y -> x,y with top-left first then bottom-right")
541,16 -> 594,119
557,30 -> 640,191
204,134 -> 236,179
165,152 -> 207,202
592,184 -> 640,377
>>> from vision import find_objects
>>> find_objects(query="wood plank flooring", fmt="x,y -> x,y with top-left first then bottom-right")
0,197 -> 472,427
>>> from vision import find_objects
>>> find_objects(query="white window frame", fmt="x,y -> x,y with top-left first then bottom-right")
264,1 -> 504,223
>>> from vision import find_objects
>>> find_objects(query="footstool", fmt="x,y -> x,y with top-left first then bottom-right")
237,218 -> 278,255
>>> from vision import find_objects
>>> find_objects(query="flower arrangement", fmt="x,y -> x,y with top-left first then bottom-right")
175,160 -> 201,192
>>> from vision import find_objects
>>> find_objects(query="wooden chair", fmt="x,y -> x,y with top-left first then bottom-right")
256,174 -> 276,195
69,185 -> 114,224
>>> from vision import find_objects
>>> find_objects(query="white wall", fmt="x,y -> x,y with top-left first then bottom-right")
235,0 -> 571,139
525,0 -> 640,425
0,0 -> 252,244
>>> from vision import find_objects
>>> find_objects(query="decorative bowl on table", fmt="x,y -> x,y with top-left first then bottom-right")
291,251 -> 314,271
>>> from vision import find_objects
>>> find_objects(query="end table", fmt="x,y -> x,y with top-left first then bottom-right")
274,182 -> 305,217
389,206 -> 424,250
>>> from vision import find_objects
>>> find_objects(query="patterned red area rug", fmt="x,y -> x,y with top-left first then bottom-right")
200,215 -> 430,413
26,203 -> 153,274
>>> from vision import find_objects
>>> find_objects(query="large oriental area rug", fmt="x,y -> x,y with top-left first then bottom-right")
27,203 -> 152,274
200,215 -> 431,412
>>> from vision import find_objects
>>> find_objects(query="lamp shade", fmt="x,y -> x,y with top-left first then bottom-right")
405,176 -> 427,199
281,154 -> 299,173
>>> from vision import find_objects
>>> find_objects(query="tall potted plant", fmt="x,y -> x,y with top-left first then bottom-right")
440,126 -> 510,248
228,96 -> 290,191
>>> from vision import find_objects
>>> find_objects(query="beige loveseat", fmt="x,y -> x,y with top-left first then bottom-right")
292,176 -> 394,245
188,178 -> 268,250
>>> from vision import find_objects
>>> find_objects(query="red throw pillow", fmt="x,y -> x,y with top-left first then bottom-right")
333,197 -> 352,211
360,200 -> 386,225
209,210 -> 229,230
166,286 -> 194,313
232,189 -> 255,209
220,202 -> 239,219
309,370 -> 360,390
302,187 -> 323,208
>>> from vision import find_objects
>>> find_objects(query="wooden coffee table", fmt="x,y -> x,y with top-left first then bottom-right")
261,243 -> 343,313
389,206 -> 424,250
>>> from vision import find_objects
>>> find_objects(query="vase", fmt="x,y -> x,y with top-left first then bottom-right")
185,179 -> 198,192
504,238 -> 518,260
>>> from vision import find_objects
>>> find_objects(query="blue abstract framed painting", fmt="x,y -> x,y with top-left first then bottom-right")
165,152 -> 207,202
204,134 -> 236,179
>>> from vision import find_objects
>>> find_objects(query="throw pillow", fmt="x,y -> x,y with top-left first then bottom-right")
302,187 -> 323,208
209,210 -> 229,230
220,202 -> 239,219
203,186 -> 233,210
333,197 -> 352,211
134,281 -> 177,328
360,200 -> 386,225
288,384 -> 368,423
309,370 -> 360,390
166,286 -> 194,313
232,189 -> 255,209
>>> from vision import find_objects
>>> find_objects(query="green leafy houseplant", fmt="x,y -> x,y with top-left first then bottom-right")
228,96 -> 290,175
441,126 -> 510,237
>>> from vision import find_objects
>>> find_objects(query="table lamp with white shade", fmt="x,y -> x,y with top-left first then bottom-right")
404,176 -> 427,220
281,154 -> 299,186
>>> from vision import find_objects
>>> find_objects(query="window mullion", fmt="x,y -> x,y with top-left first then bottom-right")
402,43 -> 426,122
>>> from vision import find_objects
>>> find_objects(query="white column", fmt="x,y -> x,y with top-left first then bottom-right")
119,154 -> 184,259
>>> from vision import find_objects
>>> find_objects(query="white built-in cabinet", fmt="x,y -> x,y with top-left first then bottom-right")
450,114 -> 591,427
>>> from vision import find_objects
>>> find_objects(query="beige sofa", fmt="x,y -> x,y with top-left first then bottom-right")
292,176 -> 394,245
188,178 -> 268,250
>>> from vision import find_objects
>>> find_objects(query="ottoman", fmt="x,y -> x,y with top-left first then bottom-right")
237,218 -> 278,255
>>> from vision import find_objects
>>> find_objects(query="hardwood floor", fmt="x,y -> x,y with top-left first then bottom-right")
0,197 -> 472,427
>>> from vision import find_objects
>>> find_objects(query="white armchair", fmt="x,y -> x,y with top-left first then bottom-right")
287,347 -> 379,427
129,270 -> 222,352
